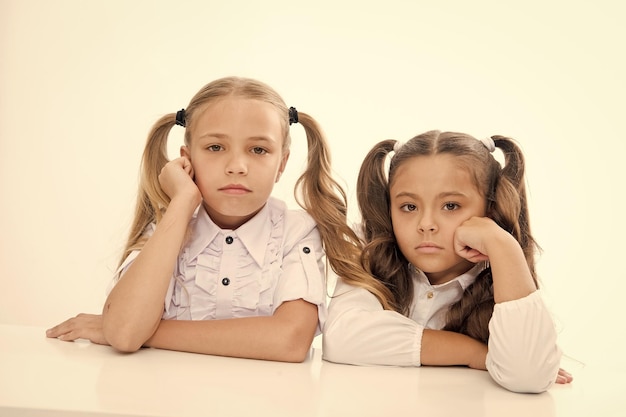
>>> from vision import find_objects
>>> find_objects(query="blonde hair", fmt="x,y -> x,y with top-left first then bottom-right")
119,76 -> 370,293
355,130 -> 539,341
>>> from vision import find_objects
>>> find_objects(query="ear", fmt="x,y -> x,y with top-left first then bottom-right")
275,150 -> 290,183
180,145 -> 191,159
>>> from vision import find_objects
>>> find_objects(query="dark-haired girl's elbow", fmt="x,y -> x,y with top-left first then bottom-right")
488,355 -> 560,393
321,319 -> 356,365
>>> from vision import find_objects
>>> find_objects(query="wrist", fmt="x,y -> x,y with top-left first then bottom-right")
166,194 -> 200,219
466,338 -> 488,370
484,226 -> 519,257
421,329 -> 487,369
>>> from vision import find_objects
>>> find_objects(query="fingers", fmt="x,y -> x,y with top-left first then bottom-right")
182,157 -> 194,178
46,314 -> 106,344
555,368 -> 573,384
158,157 -> 200,202
46,315 -> 81,338
182,156 -> 191,170
55,329 -> 81,342
159,157 -> 190,177
171,157 -> 192,172
455,246 -> 489,263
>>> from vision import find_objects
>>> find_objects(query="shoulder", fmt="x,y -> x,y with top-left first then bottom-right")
332,278 -> 380,304
268,197 -> 317,231
267,197 -> 319,245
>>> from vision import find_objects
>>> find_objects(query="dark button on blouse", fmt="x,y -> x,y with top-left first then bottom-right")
302,247 -> 311,254
221,277 -> 230,286
225,236 -> 234,244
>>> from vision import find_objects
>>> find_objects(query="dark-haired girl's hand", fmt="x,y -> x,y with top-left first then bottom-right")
158,157 -> 202,207
457,217 -> 536,303
556,368 -> 573,384
46,314 -> 109,345
453,217 -> 504,263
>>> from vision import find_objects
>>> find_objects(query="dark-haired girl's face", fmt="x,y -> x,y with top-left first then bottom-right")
182,97 -> 288,229
389,155 -> 486,285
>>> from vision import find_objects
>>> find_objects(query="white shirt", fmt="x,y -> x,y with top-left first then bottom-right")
322,263 -> 562,393
115,197 -> 327,334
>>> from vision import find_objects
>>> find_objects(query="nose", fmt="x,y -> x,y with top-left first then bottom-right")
418,211 -> 437,233
225,152 -> 248,175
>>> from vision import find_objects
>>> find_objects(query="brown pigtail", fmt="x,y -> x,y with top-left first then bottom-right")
444,134 -> 539,341
491,136 -> 538,286
356,140 -> 410,313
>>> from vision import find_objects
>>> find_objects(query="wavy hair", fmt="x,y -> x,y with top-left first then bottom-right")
118,76 -> 373,296
356,130 -> 539,342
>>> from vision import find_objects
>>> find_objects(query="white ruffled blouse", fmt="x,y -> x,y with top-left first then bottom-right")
115,197 -> 327,333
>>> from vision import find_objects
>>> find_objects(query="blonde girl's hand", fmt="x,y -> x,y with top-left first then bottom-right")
453,217 -> 508,263
158,157 -> 202,205
45,314 -> 109,345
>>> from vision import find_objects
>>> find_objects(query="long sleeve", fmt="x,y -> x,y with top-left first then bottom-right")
486,290 -> 562,393
322,280 -> 423,366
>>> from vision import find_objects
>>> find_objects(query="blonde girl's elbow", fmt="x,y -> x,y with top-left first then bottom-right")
284,344 -> 312,363
106,323 -> 149,353
110,339 -> 143,353
279,317 -> 317,362
102,325 -> 141,353
102,316 -> 145,353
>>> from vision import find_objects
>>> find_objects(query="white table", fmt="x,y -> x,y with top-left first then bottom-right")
0,324 -> 619,417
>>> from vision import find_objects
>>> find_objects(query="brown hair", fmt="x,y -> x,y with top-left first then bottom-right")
118,76 -> 371,295
356,130 -> 539,342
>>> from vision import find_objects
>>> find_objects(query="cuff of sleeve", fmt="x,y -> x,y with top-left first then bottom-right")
487,289 -> 561,393
414,325 -> 424,366
493,288 -> 543,311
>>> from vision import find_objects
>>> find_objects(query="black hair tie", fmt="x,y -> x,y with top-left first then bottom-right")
175,109 -> 186,127
288,106 -> 298,125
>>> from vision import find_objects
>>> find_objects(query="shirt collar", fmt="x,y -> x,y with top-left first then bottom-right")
413,262 -> 487,290
186,203 -> 272,267
456,262 -> 485,290
186,206 -> 220,261
233,203 -> 272,267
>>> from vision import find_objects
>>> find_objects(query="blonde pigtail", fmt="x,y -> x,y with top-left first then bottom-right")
293,113 -> 394,310
117,114 -> 176,269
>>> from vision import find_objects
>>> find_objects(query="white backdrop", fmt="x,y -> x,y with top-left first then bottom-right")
1,0 -> 624,371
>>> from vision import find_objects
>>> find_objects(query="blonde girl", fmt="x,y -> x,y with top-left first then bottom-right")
47,76 -> 359,362
323,130 -> 572,391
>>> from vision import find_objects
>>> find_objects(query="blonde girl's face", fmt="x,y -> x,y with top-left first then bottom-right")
182,96 -> 289,229
389,154 -> 486,285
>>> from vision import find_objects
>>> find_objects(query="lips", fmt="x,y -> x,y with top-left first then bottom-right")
416,242 -> 443,253
219,184 -> 251,194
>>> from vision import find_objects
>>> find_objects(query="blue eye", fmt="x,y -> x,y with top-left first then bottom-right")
443,202 -> 459,211
207,144 -> 222,152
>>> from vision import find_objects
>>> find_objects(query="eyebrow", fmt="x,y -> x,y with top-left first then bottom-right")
196,133 -> 276,143
393,191 -> 469,199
